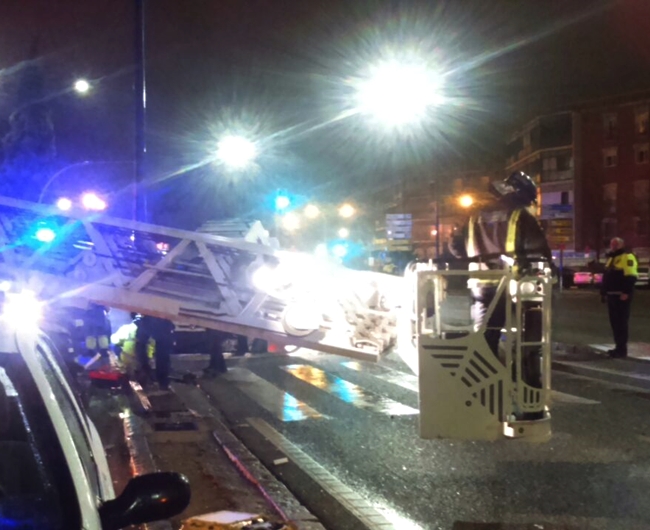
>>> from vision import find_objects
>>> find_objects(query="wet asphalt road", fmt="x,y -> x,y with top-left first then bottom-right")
553,287 -> 650,345
166,289 -> 650,529
175,347 -> 650,530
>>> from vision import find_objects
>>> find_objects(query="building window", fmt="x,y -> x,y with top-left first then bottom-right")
561,191 -> 569,205
603,113 -> 618,140
603,183 -> 617,214
542,156 -> 556,171
603,147 -> 618,168
556,154 -> 572,171
602,218 -> 618,247
634,180 -> 649,236
636,106 -> 649,135
635,143 -> 649,165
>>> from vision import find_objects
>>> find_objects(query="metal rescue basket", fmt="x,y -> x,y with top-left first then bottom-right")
412,263 -> 553,442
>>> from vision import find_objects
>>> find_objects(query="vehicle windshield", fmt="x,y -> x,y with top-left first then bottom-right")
0,352 -> 80,529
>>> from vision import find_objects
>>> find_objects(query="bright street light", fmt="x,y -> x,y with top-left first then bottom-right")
354,59 -> 445,127
304,204 -> 320,219
338,227 -> 350,238
216,135 -> 257,169
338,203 -> 356,218
281,212 -> 300,232
458,194 -> 474,208
74,79 -> 91,94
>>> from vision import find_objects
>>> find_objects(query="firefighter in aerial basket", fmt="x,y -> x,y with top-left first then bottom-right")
448,171 -> 555,396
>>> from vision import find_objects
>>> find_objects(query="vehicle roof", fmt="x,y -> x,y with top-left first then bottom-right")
0,322 -> 21,355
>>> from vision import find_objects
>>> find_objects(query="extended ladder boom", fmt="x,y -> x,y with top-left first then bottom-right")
0,196 -> 400,361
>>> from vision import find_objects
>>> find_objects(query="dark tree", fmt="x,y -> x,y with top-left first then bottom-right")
0,40 -> 56,200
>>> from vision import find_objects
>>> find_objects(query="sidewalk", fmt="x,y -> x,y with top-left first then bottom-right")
124,378 -> 325,530
554,341 -> 650,362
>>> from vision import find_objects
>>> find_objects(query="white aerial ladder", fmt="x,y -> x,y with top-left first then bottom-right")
0,196 -> 400,362
0,195 -> 553,442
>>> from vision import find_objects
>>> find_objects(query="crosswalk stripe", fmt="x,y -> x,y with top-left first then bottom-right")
340,360 -> 419,392
339,358 -> 599,407
550,390 -> 600,405
224,367 -> 324,422
282,364 -> 419,416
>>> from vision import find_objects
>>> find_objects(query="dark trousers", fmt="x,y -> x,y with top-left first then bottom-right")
607,294 -> 632,353
471,285 -> 543,389
154,336 -> 172,388
135,332 -> 152,379
206,329 -> 227,374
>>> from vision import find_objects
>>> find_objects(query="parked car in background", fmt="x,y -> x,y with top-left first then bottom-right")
571,266 -> 602,287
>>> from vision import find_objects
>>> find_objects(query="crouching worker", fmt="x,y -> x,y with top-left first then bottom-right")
111,313 -> 155,378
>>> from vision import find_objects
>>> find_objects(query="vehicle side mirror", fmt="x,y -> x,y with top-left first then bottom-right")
99,472 -> 191,530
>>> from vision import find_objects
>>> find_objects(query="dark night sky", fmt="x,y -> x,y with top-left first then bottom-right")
1,0 -> 649,226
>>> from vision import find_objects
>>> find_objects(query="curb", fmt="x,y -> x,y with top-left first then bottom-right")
553,341 -> 650,365
121,409 -> 173,530
199,386 -> 326,530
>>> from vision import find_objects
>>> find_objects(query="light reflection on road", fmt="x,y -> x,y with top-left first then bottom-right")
283,364 -> 418,416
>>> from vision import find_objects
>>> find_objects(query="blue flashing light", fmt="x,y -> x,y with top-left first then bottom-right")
35,227 -> 56,243
332,243 -> 348,259
275,195 -> 291,211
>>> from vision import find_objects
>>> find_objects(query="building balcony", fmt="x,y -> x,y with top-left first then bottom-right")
542,169 -> 573,183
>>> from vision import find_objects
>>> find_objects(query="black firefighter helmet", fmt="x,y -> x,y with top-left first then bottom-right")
491,171 -> 538,206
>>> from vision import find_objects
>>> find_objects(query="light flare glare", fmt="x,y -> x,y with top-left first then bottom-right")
3,291 -> 43,329
216,135 -> 257,169
81,193 -> 107,211
354,60 -> 444,127
74,79 -> 90,93
281,212 -> 300,232
304,204 -> 320,219
35,227 -> 57,243
56,197 -> 73,211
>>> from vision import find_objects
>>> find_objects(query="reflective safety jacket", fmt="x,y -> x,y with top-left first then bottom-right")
111,323 -> 154,359
601,249 -> 638,295
449,205 -> 553,276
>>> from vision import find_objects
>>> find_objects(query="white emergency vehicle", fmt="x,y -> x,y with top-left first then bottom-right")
0,290 -> 190,529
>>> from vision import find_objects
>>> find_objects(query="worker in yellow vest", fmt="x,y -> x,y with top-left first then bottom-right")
111,313 -> 154,377
600,237 -> 638,358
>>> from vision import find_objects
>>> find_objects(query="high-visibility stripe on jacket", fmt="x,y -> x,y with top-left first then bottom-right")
505,209 -> 522,254
467,209 -> 521,258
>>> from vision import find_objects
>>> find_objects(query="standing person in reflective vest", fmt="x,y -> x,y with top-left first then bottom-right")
600,237 -> 638,358
449,171 -> 553,396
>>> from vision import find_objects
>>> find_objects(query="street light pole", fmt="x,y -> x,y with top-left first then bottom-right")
435,179 -> 440,259
134,0 -> 147,223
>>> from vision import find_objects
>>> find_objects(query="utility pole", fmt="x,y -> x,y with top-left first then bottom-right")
134,0 -> 147,223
